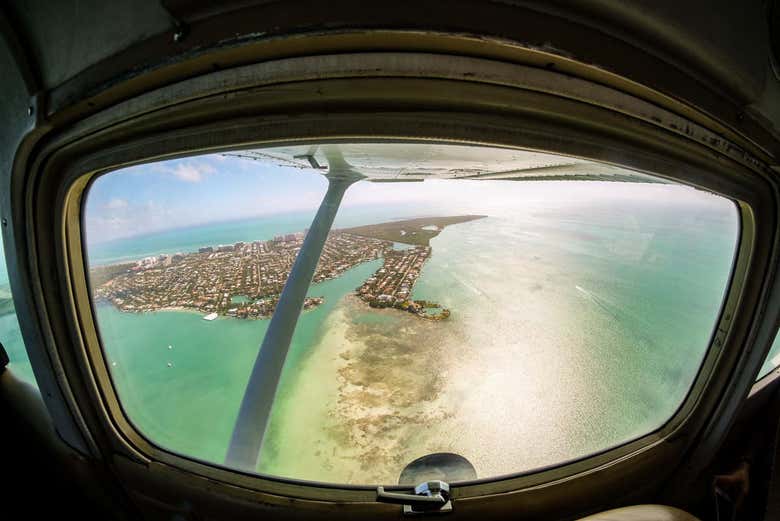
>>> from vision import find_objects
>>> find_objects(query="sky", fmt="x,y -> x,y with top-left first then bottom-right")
85,155 -> 329,243
83,149 -> 729,245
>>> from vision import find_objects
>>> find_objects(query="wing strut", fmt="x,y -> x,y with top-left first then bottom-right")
225,147 -> 362,471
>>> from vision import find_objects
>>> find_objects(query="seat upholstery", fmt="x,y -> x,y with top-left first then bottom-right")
577,505 -> 700,521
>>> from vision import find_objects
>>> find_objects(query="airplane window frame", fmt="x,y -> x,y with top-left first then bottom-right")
16,52 -> 779,515
67,139 -> 754,497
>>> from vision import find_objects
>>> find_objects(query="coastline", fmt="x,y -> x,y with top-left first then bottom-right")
89,216 -> 484,322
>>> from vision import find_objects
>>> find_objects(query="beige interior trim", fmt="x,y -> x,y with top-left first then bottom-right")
577,505 -> 700,521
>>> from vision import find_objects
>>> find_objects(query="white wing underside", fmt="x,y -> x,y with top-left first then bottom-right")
223,143 -> 662,183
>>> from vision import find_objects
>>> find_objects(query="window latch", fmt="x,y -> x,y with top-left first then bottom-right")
376,480 -> 452,515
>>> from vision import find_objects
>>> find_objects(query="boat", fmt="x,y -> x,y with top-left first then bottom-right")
203,312 -> 218,321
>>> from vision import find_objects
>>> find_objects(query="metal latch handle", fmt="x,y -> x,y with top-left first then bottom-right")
376,480 -> 452,514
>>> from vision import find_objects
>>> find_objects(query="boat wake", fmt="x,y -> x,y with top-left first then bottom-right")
575,284 -> 655,350
575,285 -> 621,320
451,271 -> 490,301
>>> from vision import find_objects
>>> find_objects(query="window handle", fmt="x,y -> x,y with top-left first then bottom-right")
376,480 -> 452,515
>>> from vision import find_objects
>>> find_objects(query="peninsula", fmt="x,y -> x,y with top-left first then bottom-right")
90,215 -> 486,320
341,214 -> 485,246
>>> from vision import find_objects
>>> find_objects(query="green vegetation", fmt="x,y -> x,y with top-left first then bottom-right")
89,262 -> 135,287
370,298 -> 451,320
340,215 -> 486,246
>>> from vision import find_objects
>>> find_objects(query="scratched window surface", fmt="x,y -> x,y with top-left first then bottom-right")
758,332 -> 780,381
84,143 -> 738,484
0,235 -> 36,388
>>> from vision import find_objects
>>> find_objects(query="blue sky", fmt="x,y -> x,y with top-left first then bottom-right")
85,153 -> 480,243
84,151 -> 727,245
85,155 -> 330,243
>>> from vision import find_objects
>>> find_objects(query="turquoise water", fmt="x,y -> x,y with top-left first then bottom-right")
0,238 -> 35,387
89,212 -> 318,266
410,201 -> 738,464
0,202 -> 424,391
0,182 -> 748,484
88,205 -> 424,265
96,259 -> 382,468
0,311 -> 35,386
94,189 -> 739,483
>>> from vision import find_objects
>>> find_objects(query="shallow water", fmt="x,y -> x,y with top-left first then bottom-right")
91,188 -> 738,484
269,199 -> 737,483
95,260 -> 382,467
0,311 -> 34,386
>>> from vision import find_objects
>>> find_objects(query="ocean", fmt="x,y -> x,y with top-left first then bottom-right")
2,182 -> 741,484
87,204 -> 425,266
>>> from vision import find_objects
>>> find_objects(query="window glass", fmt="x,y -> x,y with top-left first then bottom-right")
757,331 -> 780,380
84,144 -> 739,485
86,157 -> 328,463
0,236 -> 36,387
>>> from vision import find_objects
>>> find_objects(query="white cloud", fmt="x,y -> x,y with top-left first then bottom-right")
171,161 -> 217,183
104,198 -> 128,209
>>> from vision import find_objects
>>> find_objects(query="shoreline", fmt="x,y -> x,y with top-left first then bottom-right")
265,293 -> 456,483
97,300 -> 326,321
89,216 -> 483,320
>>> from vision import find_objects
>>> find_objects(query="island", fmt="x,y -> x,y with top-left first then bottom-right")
90,215 -> 486,320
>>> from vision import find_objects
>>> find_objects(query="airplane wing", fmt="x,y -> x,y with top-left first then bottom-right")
222,143 -> 663,183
